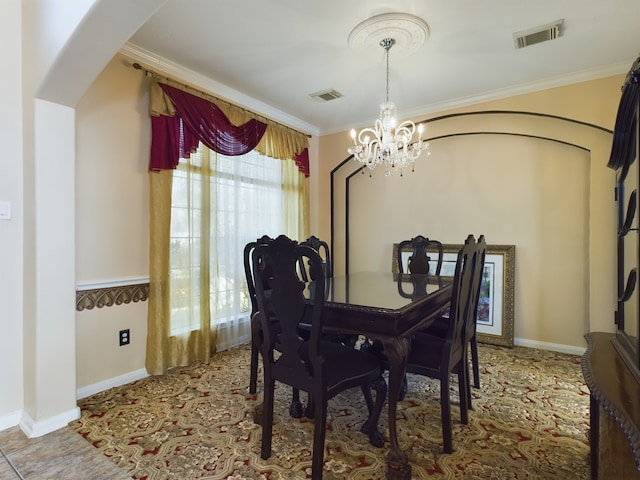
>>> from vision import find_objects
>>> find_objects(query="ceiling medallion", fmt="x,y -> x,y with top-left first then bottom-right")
348,12 -> 429,57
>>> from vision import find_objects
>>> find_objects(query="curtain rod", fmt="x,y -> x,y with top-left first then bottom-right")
132,62 -> 311,138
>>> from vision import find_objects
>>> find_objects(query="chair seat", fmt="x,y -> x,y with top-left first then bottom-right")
408,331 -> 446,370
421,315 -> 449,338
298,340 -> 382,389
319,341 -> 382,392
420,311 -> 481,391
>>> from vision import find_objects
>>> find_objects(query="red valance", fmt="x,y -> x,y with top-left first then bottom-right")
294,148 -> 310,177
150,83 -> 267,170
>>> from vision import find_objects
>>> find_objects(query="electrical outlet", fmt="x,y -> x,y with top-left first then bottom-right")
119,329 -> 130,346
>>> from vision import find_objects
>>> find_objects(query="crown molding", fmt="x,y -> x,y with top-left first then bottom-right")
407,62 -> 629,119
120,43 -> 319,137
325,61 -> 630,136
121,42 -> 627,138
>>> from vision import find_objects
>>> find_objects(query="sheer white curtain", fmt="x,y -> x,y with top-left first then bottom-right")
169,144 -> 303,355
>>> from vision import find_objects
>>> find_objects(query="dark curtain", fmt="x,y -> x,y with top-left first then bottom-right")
150,83 -> 267,171
294,148 -> 310,177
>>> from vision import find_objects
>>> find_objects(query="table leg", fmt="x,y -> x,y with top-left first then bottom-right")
383,336 -> 412,480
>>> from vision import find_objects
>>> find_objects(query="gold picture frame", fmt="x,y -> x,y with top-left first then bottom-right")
392,242 -> 515,347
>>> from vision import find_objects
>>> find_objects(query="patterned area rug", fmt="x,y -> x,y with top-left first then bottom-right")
70,343 -> 590,479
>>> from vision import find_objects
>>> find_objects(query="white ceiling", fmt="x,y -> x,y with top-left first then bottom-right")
128,0 -> 640,136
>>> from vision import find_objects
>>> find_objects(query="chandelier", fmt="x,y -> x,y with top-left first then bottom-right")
348,37 -> 429,176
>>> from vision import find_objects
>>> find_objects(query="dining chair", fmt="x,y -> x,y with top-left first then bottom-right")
298,235 -> 332,281
464,235 -> 486,404
396,235 -> 446,395
252,235 -> 387,479
300,235 -> 358,354
247,234 -> 338,417
404,234 -> 485,454
245,235 -> 273,396
421,238 -> 486,393
397,235 -> 444,275
245,235 -> 310,417
398,234 -> 482,392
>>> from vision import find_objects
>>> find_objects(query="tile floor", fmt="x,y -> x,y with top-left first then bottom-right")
0,426 -> 131,480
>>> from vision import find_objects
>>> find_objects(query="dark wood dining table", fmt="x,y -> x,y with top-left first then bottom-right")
312,271 -> 453,480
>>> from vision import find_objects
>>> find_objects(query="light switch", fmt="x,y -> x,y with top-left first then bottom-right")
0,201 -> 12,220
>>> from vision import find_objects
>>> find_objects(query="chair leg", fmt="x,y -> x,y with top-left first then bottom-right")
260,380 -> 275,460
249,314 -> 262,395
464,336 -> 480,410
464,350 -> 473,411
458,367 -> 469,425
311,394 -> 328,480
360,376 -> 387,448
249,341 -> 259,394
440,375 -> 453,454
361,381 -> 374,413
289,388 -> 304,418
304,393 -> 314,418
471,335 -> 480,389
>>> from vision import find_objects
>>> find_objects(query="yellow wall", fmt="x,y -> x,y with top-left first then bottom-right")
75,54 -> 151,389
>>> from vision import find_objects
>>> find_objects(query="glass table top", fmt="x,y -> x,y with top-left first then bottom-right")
309,271 -> 450,311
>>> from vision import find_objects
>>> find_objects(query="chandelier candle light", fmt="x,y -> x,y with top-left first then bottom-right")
348,37 -> 429,176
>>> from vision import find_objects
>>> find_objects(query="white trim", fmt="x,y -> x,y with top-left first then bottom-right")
120,43 -> 319,137
514,337 -> 586,356
0,410 -> 21,432
76,276 -> 150,291
77,368 -> 150,400
403,62 -> 629,121
19,407 -> 80,438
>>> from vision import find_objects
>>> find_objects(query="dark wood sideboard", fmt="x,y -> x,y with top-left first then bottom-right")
583,332 -> 640,479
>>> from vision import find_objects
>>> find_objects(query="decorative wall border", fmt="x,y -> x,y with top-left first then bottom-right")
76,277 -> 150,311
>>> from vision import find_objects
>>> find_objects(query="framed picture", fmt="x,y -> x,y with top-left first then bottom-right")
392,242 -> 515,347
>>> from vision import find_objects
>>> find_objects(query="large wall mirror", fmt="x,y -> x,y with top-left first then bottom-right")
611,55 -> 640,382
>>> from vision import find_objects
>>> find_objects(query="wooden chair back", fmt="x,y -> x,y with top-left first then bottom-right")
243,235 -> 274,316
298,235 -> 332,281
253,235 -> 326,392
397,235 -> 444,275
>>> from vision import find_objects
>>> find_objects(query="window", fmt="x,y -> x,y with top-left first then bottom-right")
168,145 -> 293,349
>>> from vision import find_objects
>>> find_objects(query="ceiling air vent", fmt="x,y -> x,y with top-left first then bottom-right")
310,88 -> 343,103
513,19 -> 564,49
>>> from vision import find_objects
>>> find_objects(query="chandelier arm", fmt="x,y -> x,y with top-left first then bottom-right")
395,121 -> 417,136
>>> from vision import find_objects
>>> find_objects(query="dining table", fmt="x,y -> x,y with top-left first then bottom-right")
310,271 -> 453,480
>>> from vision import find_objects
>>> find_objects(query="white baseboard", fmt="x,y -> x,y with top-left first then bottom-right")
1,368 -> 150,436
19,407 -> 80,438
77,368 -> 149,400
514,337 -> 586,356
